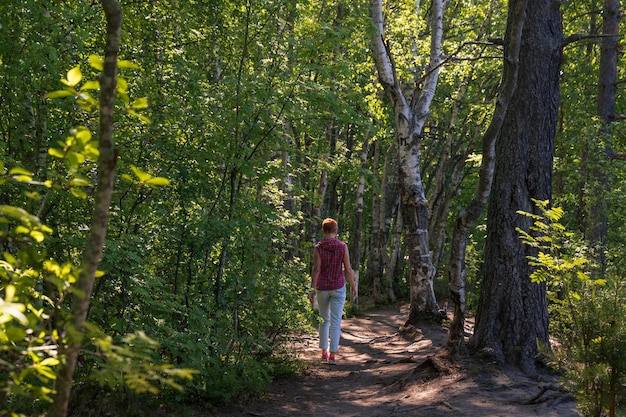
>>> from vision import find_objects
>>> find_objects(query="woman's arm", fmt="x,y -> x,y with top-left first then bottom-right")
309,247 -> 321,304
311,247 -> 321,289
343,244 -> 357,298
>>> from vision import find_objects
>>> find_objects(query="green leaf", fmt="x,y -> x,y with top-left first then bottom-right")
77,99 -> 97,112
83,144 -> 100,161
145,177 -> 171,187
0,305 -> 28,325
48,148 -> 65,159
75,127 -> 92,143
117,77 -> 128,93
40,358 -> 60,367
127,109 -> 151,124
3,252 -> 17,265
70,188 -> 88,199
81,80 -> 100,90
5,326 -> 26,342
14,175 -> 33,183
62,66 -> 82,87
69,175 -> 91,187
0,206 -> 38,225
130,165 -> 152,182
15,225 -> 30,235
36,366 -> 57,380
131,97 -> 149,109
46,89 -> 76,99
67,152 -> 86,167
89,54 -> 104,71
25,191 -> 41,201
118,60 -> 140,69
9,167 -> 32,176
5,284 -> 16,303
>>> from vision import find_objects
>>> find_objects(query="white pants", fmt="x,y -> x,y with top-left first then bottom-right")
316,285 -> 346,353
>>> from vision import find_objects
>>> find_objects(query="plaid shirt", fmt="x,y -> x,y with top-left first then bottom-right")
315,238 -> 346,290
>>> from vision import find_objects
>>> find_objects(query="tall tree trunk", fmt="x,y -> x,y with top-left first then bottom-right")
370,0 -> 444,324
587,0 -> 620,273
385,207 -> 401,303
351,126 -> 370,307
471,0 -> 562,373
428,0 -> 500,270
49,2 -> 121,416
369,139 -> 382,303
310,170 -> 328,246
446,0 -> 526,353
379,143 -> 400,303
597,0 -> 619,127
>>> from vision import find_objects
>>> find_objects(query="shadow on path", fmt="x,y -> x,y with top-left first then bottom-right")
210,306 -> 580,417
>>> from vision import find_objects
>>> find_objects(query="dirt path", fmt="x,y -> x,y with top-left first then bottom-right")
211,306 -> 580,417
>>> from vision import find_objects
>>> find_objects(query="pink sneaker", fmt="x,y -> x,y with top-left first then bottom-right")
321,351 -> 328,361
328,353 -> 336,364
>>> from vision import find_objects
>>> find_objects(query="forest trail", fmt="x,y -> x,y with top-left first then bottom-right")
209,306 -> 581,417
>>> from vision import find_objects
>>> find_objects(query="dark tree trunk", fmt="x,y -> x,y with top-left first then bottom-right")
585,0 -> 620,273
351,127 -> 370,306
471,0 -> 562,373
446,0 -> 526,353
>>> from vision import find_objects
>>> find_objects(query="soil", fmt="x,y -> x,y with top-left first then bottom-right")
209,305 -> 581,417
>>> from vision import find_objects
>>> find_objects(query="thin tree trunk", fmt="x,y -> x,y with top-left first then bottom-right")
370,0 -> 445,324
215,168 -> 238,304
370,139 -> 382,303
379,143 -> 400,303
386,208 -> 401,303
351,125 -> 370,307
49,2 -> 121,416
310,170 -> 328,246
446,0 -> 527,353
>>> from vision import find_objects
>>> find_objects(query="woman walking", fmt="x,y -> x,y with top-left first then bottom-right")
309,218 -> 357,364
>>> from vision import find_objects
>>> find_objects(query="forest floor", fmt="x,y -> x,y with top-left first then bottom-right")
206,305 -> 581,417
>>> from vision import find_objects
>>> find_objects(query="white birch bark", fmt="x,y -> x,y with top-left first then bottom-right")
370,0 -> 444,323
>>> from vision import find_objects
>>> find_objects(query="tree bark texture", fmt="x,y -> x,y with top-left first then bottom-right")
385,208 -> 401,303
597,0 -> 619,125
49,1 -> 122,416
471,0 -> 562,373
446,0 -> 527,352
380,144 -> 400,303
351,127 -> 370,307
367,139 -> 382,299
585,0 -> 620,272
370,0 -> 444,324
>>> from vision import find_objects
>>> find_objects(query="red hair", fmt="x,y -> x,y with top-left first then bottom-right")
322,218 -> 338,234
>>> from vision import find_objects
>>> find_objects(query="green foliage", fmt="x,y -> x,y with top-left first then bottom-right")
47,57 -> 150,124
518,200 -> 626,417
0,48 -> 189,414
88,328 -> 197,395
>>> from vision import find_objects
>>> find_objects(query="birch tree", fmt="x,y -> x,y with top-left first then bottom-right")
370,0 -> 445,323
